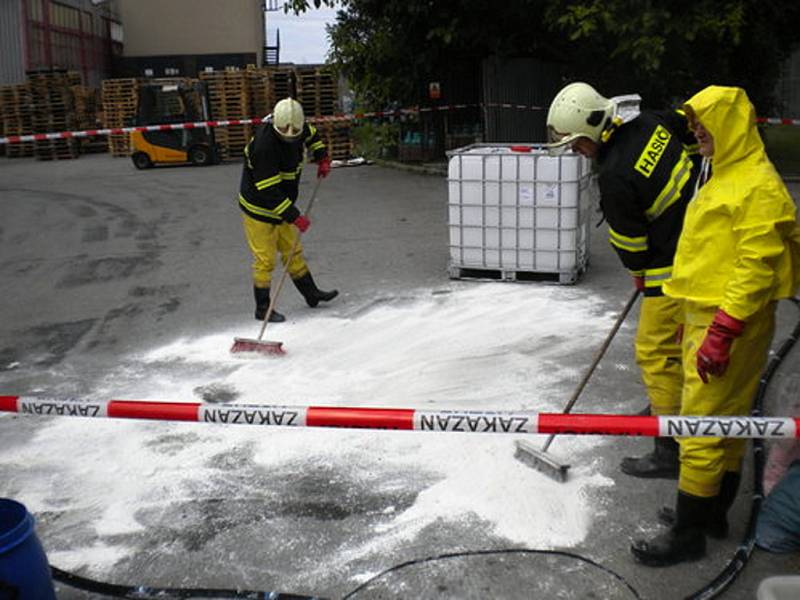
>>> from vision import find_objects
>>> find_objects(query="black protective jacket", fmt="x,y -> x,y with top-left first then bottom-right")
238,122 -> 327,224
596,110 -> 699,296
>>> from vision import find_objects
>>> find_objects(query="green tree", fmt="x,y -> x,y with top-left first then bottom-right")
547,0 -> 800,111
286,1 -> 800,113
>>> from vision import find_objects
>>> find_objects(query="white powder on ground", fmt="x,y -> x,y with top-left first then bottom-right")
2,283 -> 623,573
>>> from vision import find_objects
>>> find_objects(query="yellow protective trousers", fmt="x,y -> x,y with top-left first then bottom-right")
635,295 -> 683,416
242,214 -> 309,288
678,303 -> 776,498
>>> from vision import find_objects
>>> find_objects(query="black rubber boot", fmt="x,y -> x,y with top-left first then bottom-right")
631,492 -> 711,567
656,471 -> 740,539
292,272 -> 338,308
253,286 -> 285,322
620,437 -> 679,479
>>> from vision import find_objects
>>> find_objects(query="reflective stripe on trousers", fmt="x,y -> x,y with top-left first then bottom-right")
635,294 -> 683,415
242,214 -> 309,287
678,303 -> 776,497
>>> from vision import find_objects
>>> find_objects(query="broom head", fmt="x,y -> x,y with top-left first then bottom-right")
230,337 -> 285,355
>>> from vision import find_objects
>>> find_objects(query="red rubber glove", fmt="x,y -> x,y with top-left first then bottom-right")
696,309 -> 745,384
317,156 -> 331,179
633,275 -> 645,292
293,215 -> 310,233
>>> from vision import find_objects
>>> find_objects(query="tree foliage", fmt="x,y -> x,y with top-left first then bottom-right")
285,0 -> 800,113
546,0 -> 800,111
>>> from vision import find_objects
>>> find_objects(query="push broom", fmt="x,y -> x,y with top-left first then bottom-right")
230,177 -> 323,356
515,288 -> 641,481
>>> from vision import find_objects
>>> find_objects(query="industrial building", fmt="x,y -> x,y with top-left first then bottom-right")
115,0 -> 267,78
0,0 -> 122,86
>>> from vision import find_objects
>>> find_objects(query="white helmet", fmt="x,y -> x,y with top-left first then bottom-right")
272,98 -> 304,141
546,82 -> 614,149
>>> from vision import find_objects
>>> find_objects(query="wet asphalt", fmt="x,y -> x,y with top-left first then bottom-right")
0,153 -> 799,599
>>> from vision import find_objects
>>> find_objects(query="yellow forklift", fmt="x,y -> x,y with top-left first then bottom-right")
130,80 -> 220,169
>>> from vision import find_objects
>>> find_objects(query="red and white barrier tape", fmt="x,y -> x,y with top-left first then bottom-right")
757,117 -> 800,126
4,104 -> 796,146
1,396 -> 797,439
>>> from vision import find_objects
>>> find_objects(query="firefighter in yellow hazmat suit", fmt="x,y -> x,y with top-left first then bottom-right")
631,85 -> 800,567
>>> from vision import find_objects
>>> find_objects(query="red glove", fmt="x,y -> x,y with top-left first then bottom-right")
696,309 -> 745,383
293,215 -> 310,233
317,156 -> 331,179
633,275 -> 645,292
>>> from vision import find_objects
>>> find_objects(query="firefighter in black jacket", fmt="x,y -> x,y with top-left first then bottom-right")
547,82 -> 699,478
239,97 -> 337,322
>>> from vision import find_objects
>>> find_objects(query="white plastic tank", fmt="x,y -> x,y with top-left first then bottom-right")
447,144 -> 595,280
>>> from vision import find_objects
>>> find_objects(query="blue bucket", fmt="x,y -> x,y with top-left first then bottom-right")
0,498 -> 56,600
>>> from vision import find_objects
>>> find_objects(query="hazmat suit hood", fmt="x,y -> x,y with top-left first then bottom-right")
683,86 -> 765,171
664,85 -> 800,320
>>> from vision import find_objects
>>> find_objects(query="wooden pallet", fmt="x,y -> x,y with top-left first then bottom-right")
448,264 -> 585,285
101,78 -> 140,156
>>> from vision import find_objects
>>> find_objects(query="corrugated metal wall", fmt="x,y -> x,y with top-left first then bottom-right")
0,0 -> 26,85
482,56 -> 562,143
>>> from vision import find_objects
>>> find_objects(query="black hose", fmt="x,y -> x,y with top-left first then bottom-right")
340,548 -> 641,600
51,566 -> 322,599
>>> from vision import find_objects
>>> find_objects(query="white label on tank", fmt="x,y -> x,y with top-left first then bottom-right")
519,185 -> 534,206
541,183 -> 560,203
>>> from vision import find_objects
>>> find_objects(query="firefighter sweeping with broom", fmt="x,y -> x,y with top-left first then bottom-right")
545,82 -> 700,479
238,97 -> 337,324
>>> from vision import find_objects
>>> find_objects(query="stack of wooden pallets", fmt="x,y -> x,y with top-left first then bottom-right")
245,66 -> 270,120
315,120 -> 353,161
294,66 -> 351,160
265,66 -> 296,108
101,78 -> 139,156
71,85 -> 106,154
28,70 -> 81,160
1,84 -> 35,158
199,69 -> 252,160
296,66 -> 337,117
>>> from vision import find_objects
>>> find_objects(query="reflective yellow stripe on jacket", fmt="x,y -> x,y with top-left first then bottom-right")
609,229 -> 648,253
238,194 -> 292,219
255,174 -> 281,190
255,165 -> 303,190
279,165 -> 303,181
305,124 -> 325,153
645,152 -> 693,221
642,265 -> 672,288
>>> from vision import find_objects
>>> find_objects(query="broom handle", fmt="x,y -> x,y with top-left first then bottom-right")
256,176 -> 323,341
540,288 -> 640,453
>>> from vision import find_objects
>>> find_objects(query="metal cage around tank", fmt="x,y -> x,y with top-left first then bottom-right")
446,143 -> 598,284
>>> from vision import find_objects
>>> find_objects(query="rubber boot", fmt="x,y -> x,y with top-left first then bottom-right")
620,437 -> 679,479
253,286 -> 285,322
631,492 -> 710,567
657,471 -> 740,539
292,272 -> 338,308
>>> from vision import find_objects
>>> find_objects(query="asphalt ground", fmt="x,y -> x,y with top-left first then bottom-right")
1,153 -> 799,599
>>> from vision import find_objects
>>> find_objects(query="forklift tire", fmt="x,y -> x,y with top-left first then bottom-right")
189,145 -> 212,166
132,152 -> 152,170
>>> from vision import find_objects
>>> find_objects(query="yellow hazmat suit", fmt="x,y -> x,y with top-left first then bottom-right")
663,86 -> 800,497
